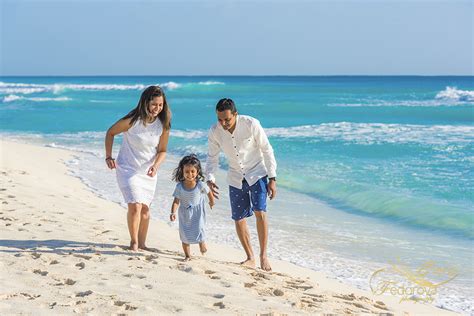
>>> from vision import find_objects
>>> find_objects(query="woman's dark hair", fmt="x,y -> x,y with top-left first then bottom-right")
122,85 -> 171,130
216,98 -> 237,113
172,154 -> 205,182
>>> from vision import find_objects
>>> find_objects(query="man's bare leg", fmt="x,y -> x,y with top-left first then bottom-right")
255,210 -> 271,271
235,218 -> 255,268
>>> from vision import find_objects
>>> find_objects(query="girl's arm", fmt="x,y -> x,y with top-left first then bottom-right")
207,191 -> 215,209
170,197 -> 180,221
147,129 -> 170,177
104,118 -> 132,169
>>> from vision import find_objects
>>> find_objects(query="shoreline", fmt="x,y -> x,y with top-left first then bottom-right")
0,139 -> 460,315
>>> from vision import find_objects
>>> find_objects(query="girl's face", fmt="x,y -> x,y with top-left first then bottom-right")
183,164 -> 198,182
148,96 -> 164,118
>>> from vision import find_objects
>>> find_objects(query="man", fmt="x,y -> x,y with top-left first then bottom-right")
205,98 -> 277,271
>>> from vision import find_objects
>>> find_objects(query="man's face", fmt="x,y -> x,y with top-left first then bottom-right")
217,110 -> 237,131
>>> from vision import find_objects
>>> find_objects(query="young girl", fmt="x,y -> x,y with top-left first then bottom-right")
105,85 -> 171,251
170,154 -> 214,261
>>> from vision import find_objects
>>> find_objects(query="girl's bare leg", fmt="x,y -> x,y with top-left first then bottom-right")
199,242 -> 207,255
182,242 -> 191,261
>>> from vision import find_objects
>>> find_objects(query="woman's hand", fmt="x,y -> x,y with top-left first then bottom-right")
147,165 -> 158,177
170,213 -> 176,221
105,157 -> 116,169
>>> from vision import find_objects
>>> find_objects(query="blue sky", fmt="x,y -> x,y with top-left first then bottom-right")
1,0 -> 472,76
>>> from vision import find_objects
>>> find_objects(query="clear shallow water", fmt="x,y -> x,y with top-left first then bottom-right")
1,76 -> 473,314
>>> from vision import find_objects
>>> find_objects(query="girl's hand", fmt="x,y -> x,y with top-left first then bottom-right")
147,165 -> 157,177
209,201 -> 214,209
105,157 -> 116,169
170,213 -> 176,221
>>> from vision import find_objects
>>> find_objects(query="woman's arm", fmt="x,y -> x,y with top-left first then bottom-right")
147,129 -> 170,177
104,118 -> 132,169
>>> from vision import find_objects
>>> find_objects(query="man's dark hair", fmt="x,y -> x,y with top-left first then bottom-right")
216,98 -> 237,113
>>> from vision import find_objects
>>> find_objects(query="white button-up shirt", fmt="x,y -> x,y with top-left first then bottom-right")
205,115 -> 277,189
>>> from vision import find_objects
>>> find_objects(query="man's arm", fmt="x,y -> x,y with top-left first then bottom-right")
205,128 -> 221,198
253,120 -> 277,199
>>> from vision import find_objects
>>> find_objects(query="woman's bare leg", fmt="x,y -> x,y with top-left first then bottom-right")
138,204 -> 150,249
127,203 -> 141,251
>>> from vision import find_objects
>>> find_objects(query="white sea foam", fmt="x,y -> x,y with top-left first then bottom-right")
157,81 -> 181,90
329,87 -> 474,107
171,129 -> 207,139
0,81 -> 147,94
2,94 -> 72,103
266,123 -> 474,145
197,81 -> 225,85
435,86 -> 474,102
0,80 -> 227,95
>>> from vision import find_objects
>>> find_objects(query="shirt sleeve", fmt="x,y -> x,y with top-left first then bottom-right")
205,127 -> 220,183
253,119 -> 277,178
199,181 -> 210,194
172,183 -> 181,199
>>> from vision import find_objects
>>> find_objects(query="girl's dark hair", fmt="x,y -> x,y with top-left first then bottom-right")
122,85 -> 171,130
216,98 -> 237,113
172,154 -> 205,182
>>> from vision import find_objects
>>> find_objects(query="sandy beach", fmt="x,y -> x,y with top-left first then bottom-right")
0,139 -> 459,315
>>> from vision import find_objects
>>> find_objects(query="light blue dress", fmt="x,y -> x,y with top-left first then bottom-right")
173,181 -> 209,244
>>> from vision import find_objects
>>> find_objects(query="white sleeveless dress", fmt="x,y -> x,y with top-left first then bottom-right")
116,118 -> 163,206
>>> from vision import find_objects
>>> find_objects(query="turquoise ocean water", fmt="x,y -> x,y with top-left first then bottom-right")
1,76 -> 473,314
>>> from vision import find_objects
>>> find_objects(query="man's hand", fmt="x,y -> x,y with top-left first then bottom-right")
207,180 -> 220,199
267,179 -> 277,200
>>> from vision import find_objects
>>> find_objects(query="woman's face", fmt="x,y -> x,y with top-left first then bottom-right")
148,96 -> 164,117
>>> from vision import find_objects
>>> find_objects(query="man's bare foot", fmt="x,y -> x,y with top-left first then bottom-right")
199,242 -> 207,255
184,256 -> 192,262
260,256 -> 272,271
130,241 -> 139,251
240,258 -> 256,268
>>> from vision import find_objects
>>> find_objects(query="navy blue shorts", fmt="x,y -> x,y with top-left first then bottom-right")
229,176 -> 268,221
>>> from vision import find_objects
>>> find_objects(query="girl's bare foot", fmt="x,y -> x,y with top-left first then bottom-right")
260,256 -> 272,271
199,242 -> 207,255
240,258 -> 256,268
130,241 -> 139,251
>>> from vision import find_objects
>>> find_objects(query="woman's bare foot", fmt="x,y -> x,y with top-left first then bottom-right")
260,256 -> 272,271
184,256 -> 192,262
199,242 -> 207,255
240,258 -> 256,268
130,241 -> 139,251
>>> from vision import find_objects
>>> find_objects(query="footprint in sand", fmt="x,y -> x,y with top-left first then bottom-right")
145,254 -> 159,261
213,302 -> 225,309
31,253 -> 41,259
55,279 -> 76,286
251,271 -> 271,281
75,290 -> 93,297
73,254 -> 92,260
145,284 -> 153,289
33,269 -> 48,276
75,262 -> 86,270
176,264 -> 193,273
213,294 -> 225,299
49,260 -> 60,265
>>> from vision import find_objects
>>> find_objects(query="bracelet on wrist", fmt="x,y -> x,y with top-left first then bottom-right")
105,157 -> 115,161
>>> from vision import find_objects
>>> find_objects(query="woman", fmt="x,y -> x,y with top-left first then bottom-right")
105,85 -> 171,251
